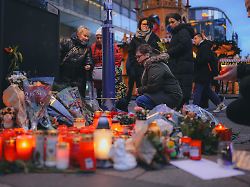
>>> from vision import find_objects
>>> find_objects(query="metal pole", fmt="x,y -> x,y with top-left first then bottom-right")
102,0 -> 115,110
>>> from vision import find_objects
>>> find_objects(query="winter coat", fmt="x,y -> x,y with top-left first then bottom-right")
167,23 -> 194,100
60,33 -> 94,82
127,31 -> 160,78
194,40 -> 218,83
137,54 -> 183,108
168,24 -> 194,74
91,43 -> 123,67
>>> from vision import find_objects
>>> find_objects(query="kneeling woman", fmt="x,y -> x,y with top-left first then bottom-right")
135,44 -> 183,110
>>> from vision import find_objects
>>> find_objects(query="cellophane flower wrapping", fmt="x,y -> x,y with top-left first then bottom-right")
23,77 -> 54,130
56,87 -> 84,118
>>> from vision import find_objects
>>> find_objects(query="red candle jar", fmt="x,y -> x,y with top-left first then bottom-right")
80,125 -> 95,134
70,135 -> 81,167
92,111 -> 102,128
57,125 -> 68,133
2,129 -> 15,140
180,136 -> 192,157
16,135 -> 34,161
4,138 -> 16,162
14,128 -> 25,136
79,134 -> 96,171
189,140 -> 202,160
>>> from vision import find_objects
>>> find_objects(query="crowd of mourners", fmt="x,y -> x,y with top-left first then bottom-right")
59,13 -> 250,126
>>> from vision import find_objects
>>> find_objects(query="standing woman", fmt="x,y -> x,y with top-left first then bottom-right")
60,26 -> 94,98
126,17 -> 161,104
167,13 -> 194,108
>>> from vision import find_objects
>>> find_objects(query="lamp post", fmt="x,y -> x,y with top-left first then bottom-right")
102,0 -> 115,110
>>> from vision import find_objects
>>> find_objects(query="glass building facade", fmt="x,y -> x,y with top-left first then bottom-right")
47,0 -> 138,42
189,7 -> 233,42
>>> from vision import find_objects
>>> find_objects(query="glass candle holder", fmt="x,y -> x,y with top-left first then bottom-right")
4,138 -> 16,162
79,134 -> 96,171
33,130 -> 45,167
189,140 -> 202,160
16,135 -> 33,161
94,129 -> 112,160
180,136 -> 192,157
56,142 -> 70,170
45,130 -> 58,167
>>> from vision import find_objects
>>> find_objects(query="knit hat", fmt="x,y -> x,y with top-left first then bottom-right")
96,27 -> 102,35
168,13 -> 181,22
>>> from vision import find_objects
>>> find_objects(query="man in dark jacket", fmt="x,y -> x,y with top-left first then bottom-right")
193,33 -> 226,112
215,64 -> 250,125
60,26 -> 94,98
167,13 -> 194,108
135,44 -> 183,110
126,17 -> 161,103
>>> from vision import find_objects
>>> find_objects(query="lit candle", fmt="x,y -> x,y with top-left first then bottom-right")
80,125 -> 95,134
16,135 -> 33,161
56,142 -> 70,170
73,118 -> 86,129
4,138 -> 16,162
94,116 -> 112,160
94,129 -> 112,160
79,134 -> 96,171
92,111 -> 102,128
214,123 -> 226,134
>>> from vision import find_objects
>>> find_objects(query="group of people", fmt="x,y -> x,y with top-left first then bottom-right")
59,13 -> 249,126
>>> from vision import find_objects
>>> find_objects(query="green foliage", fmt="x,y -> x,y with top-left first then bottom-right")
180,116 -> 219,155
4,46 -> 23,71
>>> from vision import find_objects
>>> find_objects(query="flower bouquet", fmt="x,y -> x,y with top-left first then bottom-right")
23,77 -> 54,130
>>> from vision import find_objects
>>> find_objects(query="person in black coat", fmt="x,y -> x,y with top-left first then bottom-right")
60,26 -> 94,98
126,17 -> 161,103
215,64 -> 250,125
167,13 -> 194,108
135,44 -> 183,110
193,33 -> 226,112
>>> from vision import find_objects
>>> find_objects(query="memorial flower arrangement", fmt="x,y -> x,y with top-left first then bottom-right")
4,46 -> 23,71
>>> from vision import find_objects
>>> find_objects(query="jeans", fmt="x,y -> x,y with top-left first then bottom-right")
136,95 -> 155,110
193,82 -> 221,107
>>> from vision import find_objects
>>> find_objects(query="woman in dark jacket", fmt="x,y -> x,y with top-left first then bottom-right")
126,17 -> 161,103
135,44 -> 183,110
60,26 -> 94,98
167,13 -> 194,108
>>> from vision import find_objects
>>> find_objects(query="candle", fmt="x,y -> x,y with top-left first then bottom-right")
4,138 -> 16,162
92,111 -> 102,128
16,135 -> 33,161
189,140 -> 202,160
111,122 -> 123,136
80,125 -> 95,134
180,136 -> 192,157
33,130 -> 45,167
45,130 -> 58,167
214,123 -> 226,134
70,135 -> 81,167
56,142 -> 70,170
73,118 -> 86,129
94,129 -> 112,160
79,134 -> 96,171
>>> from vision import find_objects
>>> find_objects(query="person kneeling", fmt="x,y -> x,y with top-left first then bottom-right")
135,44 -> 183,110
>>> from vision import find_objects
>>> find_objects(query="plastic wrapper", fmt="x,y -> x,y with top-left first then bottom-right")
183,104 -> 219,124
49,96 -> 74,125
56,87 -> 83,118
23,77 -> 54,130
3,84 -> 28,129
85,81 -> 100,111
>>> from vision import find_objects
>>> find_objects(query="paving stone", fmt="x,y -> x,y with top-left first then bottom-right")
136,167 -> 249,187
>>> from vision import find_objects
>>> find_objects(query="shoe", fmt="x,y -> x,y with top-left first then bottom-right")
213,103 -> 227,113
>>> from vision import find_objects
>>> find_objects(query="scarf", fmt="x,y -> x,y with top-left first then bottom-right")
135,29 -> 152,42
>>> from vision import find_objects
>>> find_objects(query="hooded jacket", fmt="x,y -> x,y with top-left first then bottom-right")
137,54 -> 183,108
